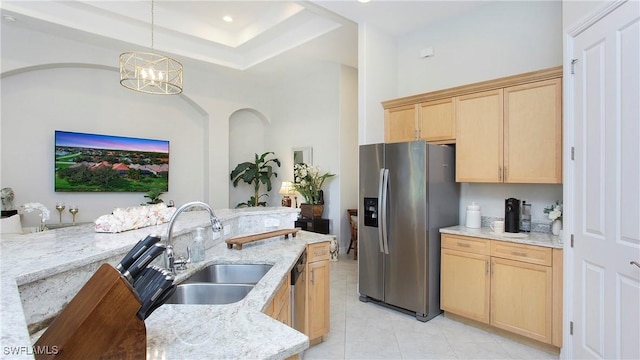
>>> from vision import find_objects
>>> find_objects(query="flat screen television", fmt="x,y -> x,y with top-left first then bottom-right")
55,130 -> 169,192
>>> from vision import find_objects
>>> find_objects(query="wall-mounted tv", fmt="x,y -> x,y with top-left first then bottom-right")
55,130 -> 169,192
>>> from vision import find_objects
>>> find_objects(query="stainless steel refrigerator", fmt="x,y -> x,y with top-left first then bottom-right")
358,141 -> 459,321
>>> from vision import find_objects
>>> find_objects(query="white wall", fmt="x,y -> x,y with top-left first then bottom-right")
265,62 -> 342,201
339,65 -> 359,251
0,23 -> 271,226
358,23 -> 397,145
397,0 -> 562,96
563,0 -> 611,29
401,1 -> 564,223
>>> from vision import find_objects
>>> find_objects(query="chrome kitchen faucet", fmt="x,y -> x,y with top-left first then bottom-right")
164,201 -> 223,274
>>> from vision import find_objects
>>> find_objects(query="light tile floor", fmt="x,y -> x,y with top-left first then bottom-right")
303,254 -> 560,360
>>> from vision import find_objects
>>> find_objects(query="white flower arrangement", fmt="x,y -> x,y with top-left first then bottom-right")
20,202 -> 51,222
293,163 -> 335,204
544,201 -> 563,221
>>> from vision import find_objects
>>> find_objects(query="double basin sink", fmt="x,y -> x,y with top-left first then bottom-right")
166,264 -> 272,305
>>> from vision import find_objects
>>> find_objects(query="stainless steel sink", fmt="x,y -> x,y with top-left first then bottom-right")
167,264 -> 273,305
181,264 -> 273,285
166,283 -> 254,305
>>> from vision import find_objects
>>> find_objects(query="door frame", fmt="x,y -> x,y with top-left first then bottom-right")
563,1 -> 629,359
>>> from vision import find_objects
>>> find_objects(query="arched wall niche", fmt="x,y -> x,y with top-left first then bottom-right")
0,62 -> 213,225
227,107 -> 276,208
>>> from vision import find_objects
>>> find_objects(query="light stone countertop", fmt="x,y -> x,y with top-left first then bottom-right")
439,225 -> 564,249
1,207 -> 329,360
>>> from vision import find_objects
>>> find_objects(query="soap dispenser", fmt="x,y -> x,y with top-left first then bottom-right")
191,227 -> 205,263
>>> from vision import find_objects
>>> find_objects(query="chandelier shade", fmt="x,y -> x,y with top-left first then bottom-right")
119,0 -> 183,95
119,51 -> 183,95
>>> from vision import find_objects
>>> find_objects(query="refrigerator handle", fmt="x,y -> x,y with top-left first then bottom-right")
381,168 -> 390,254
377,169 -> 385,253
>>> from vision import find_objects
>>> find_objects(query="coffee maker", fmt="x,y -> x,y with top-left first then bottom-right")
505,198 -> 520,233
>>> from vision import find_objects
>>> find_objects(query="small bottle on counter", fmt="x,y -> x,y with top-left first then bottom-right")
191,227 -> 205,263
521,201 -> 531,232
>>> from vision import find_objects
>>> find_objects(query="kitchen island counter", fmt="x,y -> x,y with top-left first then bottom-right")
1,207 -> 327,360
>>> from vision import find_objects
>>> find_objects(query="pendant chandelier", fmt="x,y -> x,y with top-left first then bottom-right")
119,0 -> 183,95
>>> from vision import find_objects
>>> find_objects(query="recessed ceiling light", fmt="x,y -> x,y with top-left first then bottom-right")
357,0 -> 371,3
223,15 -> 233,23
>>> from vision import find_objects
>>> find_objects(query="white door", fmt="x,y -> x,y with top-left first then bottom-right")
571,1 -> 640,359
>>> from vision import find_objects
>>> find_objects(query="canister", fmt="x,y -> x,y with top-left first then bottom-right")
465,202 -> 481,228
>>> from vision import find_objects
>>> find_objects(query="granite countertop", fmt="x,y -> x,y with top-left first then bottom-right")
439,225 -> 563,249
0,207 -> 328,360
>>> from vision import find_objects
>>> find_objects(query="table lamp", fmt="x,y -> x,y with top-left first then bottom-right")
279,181 -> 295,207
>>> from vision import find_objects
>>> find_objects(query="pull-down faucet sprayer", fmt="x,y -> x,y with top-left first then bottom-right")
164,201 -> 223,274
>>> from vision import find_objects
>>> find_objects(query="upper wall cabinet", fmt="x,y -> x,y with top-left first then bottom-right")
384,99 -> 455,144
456,78 -> 562,183
503,79 -> 562,183
384,104 -> 418,143
382,66 -> 562,184
419,98 -> 455,143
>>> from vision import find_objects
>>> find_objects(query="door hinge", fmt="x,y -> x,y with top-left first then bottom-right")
571,234 -> 574,248
570,321 -> 574,335
571,146 -> 575,160
571,59 -> 578,75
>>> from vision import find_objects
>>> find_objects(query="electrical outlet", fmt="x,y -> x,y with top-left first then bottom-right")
223,225 -> 230,235
213,231 -> 220,239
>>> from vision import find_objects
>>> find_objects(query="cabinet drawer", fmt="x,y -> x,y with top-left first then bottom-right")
491,241 -> 552,266
441,234 -> 490,255
307,242 -> 330,262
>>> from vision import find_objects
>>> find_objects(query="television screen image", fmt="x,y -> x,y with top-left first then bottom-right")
55,131 -> 169,192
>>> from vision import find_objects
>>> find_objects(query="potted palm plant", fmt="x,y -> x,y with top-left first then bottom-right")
230,152 -> 281,207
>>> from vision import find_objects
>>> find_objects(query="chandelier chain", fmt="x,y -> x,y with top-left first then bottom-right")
150,0 -> 154,50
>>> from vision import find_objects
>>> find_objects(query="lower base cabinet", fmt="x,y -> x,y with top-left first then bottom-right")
265,242 -> 331,346
305,242 -> 330,343
441,234 -> 562,347
265,274 -> 291,327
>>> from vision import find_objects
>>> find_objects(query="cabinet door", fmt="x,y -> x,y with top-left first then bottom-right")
455,89 -> 503,182
504,78 -> 562,183
385,104 -> 417,143
307,259 -> 330,340
419,98 -> 455,143
441,248 -> 490,323
491,257 -> 553,344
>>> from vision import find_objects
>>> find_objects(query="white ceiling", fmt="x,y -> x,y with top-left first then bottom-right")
0,1 -> 491,79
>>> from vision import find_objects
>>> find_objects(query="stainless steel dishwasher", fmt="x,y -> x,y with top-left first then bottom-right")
290,248 -> 307,333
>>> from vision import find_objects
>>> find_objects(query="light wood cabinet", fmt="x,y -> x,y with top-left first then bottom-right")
490,256 -> 552,343
384,104 -> 418,143
440,234 -> 563,347
504,79 -> 562,183
265,274 -> 291,327
419,98 -> 455,143
455,89 -> 504,182
456,78 -> 562,183
384,100 -> 455,144
382,67 -> 562,184
441,235 -> 491,323
306,242 -> 330,343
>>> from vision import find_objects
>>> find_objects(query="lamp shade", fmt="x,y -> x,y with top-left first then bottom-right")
279,181 -> 295,195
